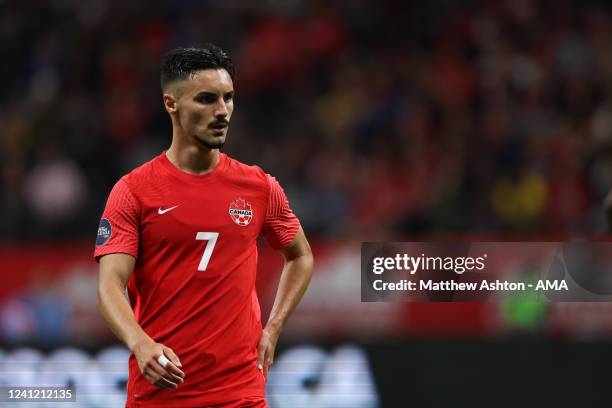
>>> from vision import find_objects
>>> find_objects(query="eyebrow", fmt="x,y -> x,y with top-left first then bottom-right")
194,91 -> 234,98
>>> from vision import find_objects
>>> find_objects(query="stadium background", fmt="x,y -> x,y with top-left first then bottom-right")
2,0 -> 612,406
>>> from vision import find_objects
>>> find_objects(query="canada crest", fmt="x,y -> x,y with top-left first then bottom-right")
229,197 -> 253,226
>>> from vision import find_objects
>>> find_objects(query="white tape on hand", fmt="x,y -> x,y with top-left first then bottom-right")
157,354 -> 170,369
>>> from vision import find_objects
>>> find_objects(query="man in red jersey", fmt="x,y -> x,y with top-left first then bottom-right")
96,45 -> 313,407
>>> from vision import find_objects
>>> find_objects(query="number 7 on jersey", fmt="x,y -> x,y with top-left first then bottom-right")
196,232 -> 219,271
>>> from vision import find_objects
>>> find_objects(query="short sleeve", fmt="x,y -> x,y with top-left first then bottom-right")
94,178 -> 140,262
262,175 -> 301,250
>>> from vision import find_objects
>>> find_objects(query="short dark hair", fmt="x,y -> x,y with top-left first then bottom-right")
160,44 -> 235,90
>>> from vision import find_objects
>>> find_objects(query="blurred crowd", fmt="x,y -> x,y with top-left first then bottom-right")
2,0 -> 612,241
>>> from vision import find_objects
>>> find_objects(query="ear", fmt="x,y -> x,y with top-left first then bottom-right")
163,93 -> 177,113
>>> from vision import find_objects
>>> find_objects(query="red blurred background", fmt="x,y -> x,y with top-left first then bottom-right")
2,0 -> 612,406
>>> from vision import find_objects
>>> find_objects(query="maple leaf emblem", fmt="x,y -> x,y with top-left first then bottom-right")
229,197 -> 254,226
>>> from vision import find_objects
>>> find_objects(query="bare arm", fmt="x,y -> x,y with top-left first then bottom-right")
98,253 -> 146,349
98,253 -> 185,388
257,227 -> 314,377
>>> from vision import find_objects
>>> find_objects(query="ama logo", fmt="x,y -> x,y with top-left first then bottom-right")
96,218 -> 112,246
229,198 -> 253,226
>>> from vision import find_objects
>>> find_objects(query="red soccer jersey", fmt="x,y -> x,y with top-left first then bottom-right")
94,151 -> 300,407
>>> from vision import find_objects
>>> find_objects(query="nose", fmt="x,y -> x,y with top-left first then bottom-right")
214,99 -> 229,118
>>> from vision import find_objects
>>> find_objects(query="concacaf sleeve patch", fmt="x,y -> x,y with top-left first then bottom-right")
96,218 -> 112,246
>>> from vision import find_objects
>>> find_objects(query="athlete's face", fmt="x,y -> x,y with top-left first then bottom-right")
164,69 -> 234,149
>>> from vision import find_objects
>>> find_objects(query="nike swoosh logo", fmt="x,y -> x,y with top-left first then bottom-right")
158,205 -> 179,215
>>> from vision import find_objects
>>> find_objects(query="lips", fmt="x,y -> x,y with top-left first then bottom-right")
209,124 -> 227,136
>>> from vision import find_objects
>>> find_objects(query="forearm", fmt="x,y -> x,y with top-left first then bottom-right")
266,253 -> 313,333
98,281 -> 151,352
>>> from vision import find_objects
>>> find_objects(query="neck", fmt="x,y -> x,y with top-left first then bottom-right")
166,126 -> 220,175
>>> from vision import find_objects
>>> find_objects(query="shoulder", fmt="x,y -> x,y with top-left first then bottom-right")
119,154 -> 165,193
222,154 -> 271,190
123,154 -> 161,182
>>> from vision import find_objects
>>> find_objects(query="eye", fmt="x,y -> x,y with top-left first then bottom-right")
224,93 -> 234,102
196,94 -> 217,104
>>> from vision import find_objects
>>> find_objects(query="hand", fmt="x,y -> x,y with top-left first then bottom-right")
132,339 -> 185,389
257,326 -> 280,381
